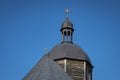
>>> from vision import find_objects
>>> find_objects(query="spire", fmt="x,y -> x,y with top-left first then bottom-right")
22,55 -> 73,80
65,8 -> 70,20
60,8 -> 74,43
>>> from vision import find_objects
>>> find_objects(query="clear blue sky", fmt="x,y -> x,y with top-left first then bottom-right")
0,0 -> 120,80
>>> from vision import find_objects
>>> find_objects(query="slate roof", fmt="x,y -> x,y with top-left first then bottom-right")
48,42 -> 91,63
22,54 -> 73,80
61,19 -> 74,29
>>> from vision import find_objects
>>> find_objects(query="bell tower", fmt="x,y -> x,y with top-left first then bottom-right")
22,8 -> 93,80
61,8 -> 74,43
49,9 -> 93,80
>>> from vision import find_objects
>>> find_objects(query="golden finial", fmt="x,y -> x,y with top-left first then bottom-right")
65,8 -> 70,19
45,48 -> 48,51
44,48 -> 48,53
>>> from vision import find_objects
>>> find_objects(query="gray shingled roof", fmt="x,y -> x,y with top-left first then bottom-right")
48,42 -> 91,63
22,54 -> 73,80
62,19 -> 73,28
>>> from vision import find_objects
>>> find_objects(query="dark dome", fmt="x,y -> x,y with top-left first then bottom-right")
48,42 -> 91,63
62,20 -> 73,28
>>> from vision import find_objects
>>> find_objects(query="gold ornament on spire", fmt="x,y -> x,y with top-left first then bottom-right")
65,8 -> 70,19
44,48 -> 48,53
45,48 -> 48,51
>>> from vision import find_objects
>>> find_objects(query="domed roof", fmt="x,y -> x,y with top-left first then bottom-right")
48,42 -> 91,63
62,20 -> 73,28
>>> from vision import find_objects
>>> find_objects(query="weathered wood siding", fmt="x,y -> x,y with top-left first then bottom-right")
56,59 -> 85,80
86,63 -> 92,80
67,60 -> 84,80
56,59 -> 65,70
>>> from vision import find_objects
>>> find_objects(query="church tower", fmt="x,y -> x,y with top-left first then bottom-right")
23,9 -> 93,80
49,9 -> 93,80
60,9 -> 74,43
